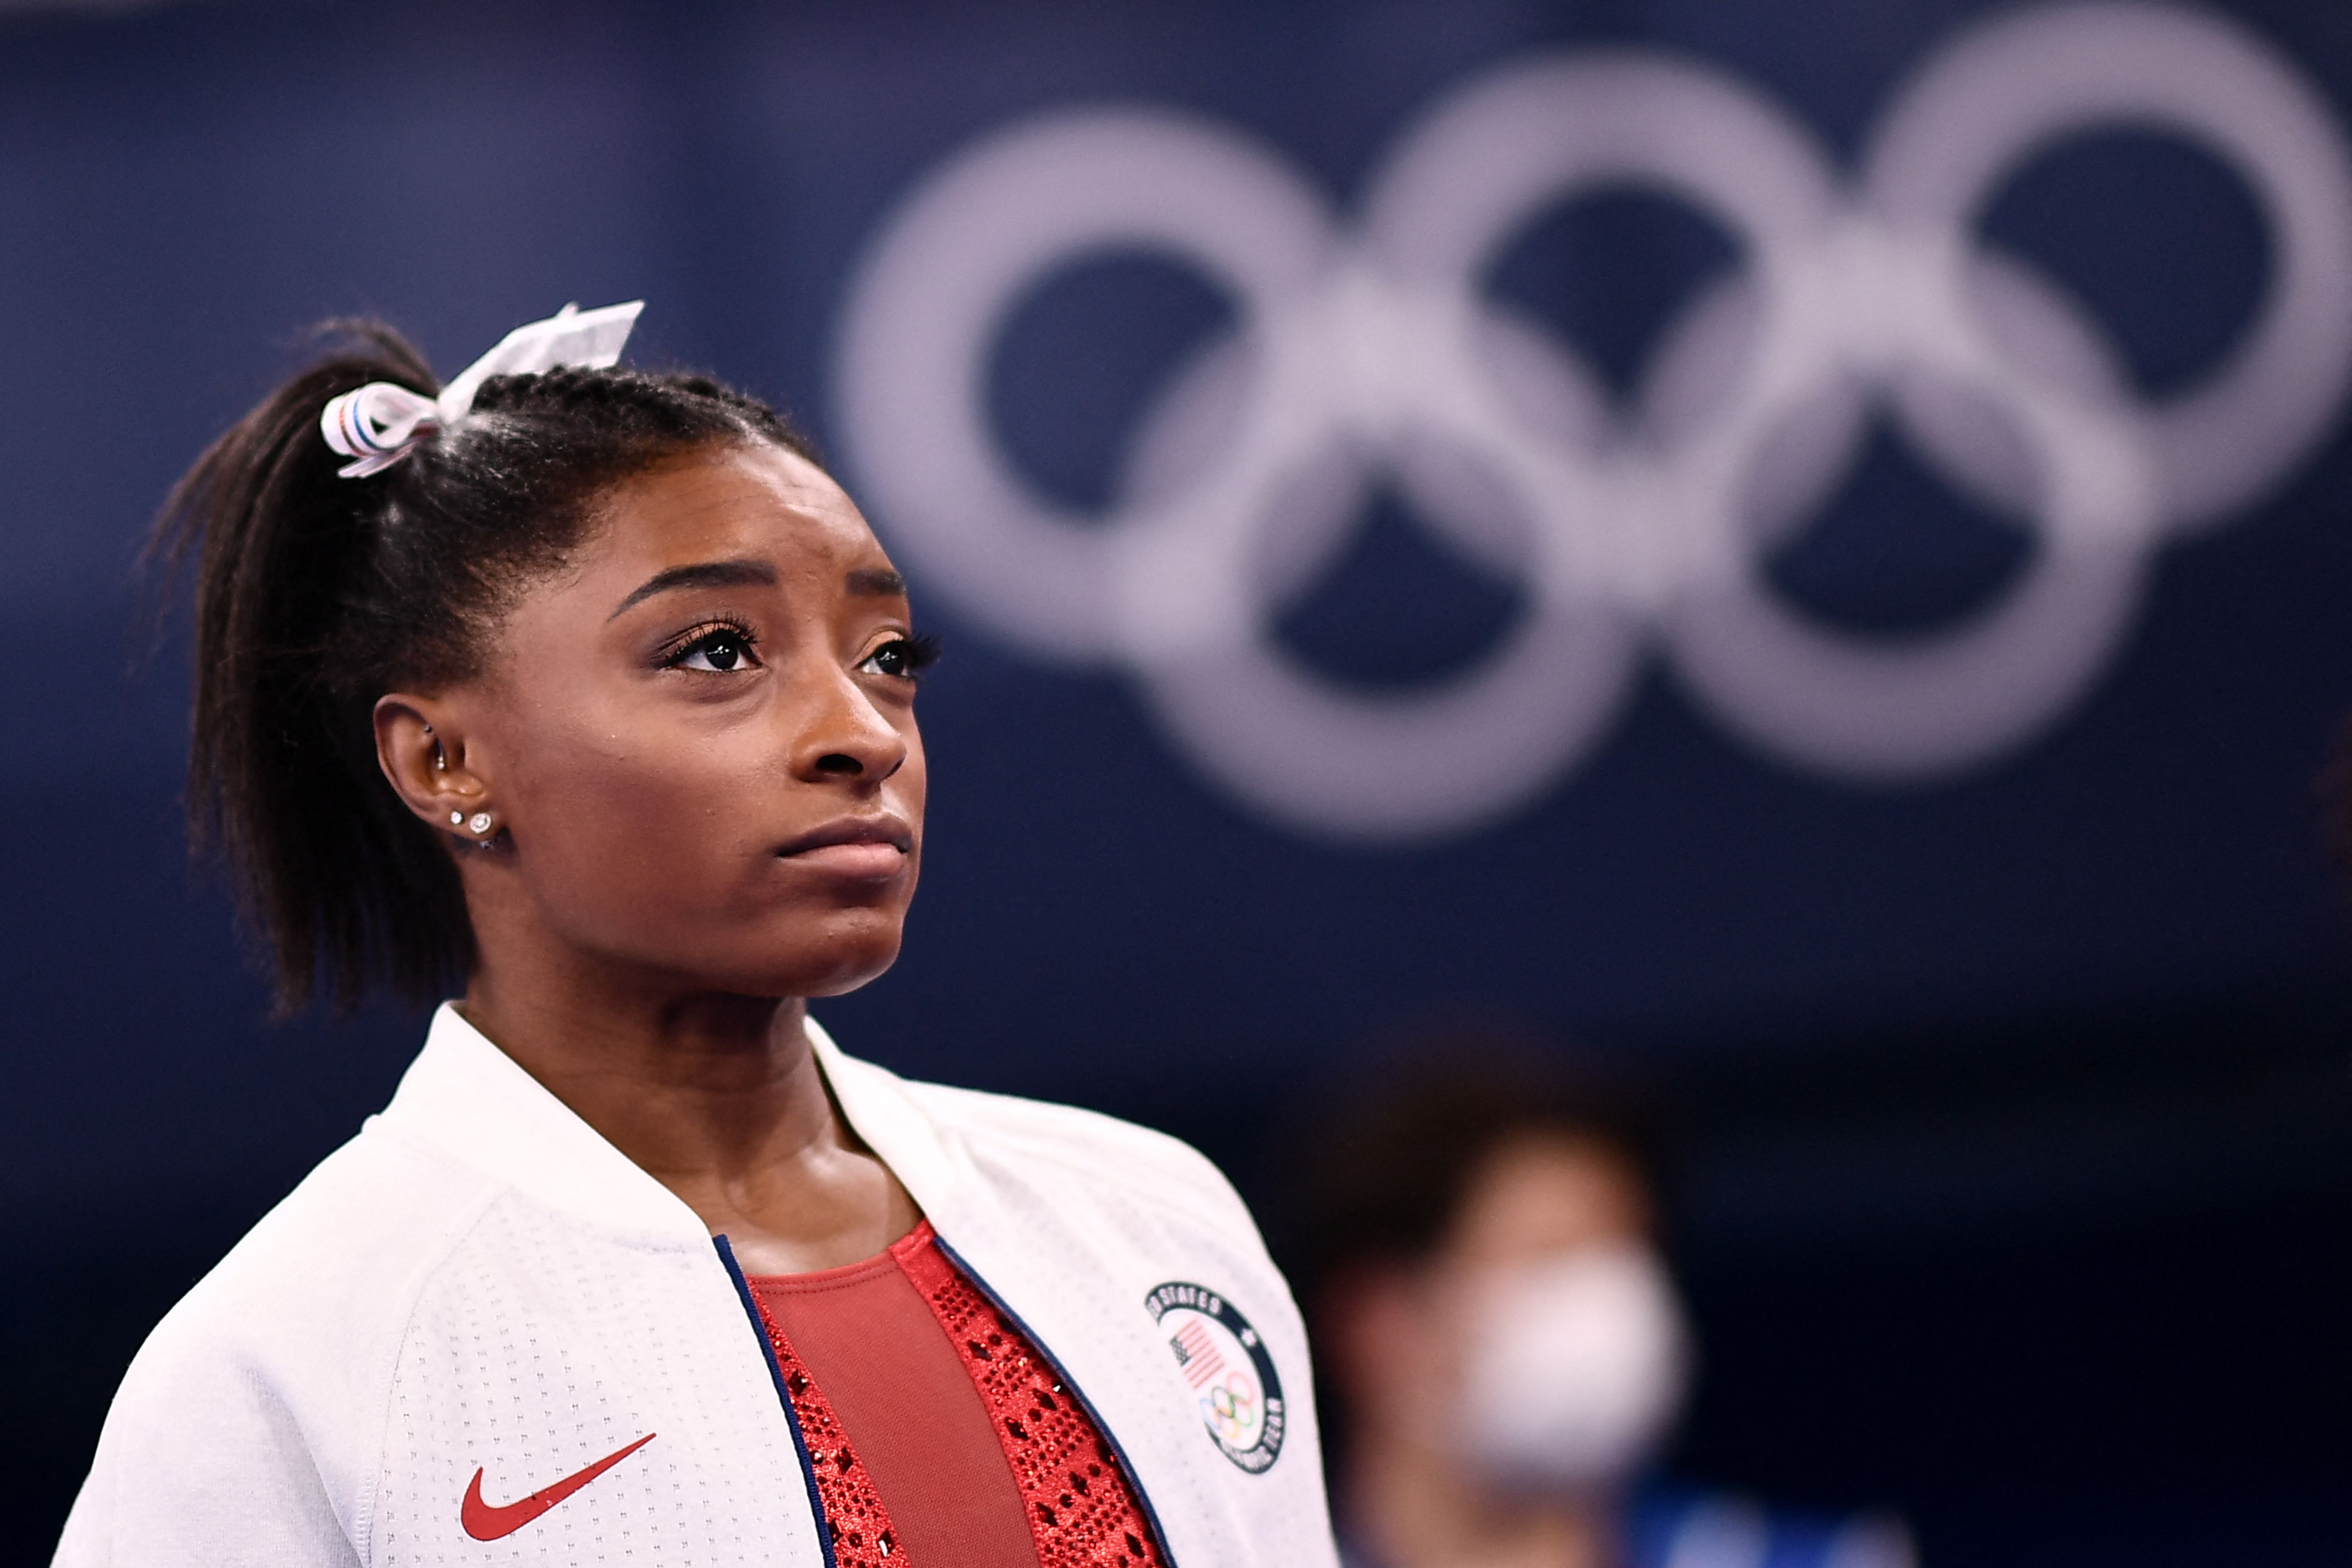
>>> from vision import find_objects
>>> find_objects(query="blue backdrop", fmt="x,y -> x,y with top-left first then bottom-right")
5,1 -> 2352,1563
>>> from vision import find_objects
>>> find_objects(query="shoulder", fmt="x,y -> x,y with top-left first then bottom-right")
59,1126 -> 501,1566
143,1121 -> 499,1380
101,1124 -> 503,1455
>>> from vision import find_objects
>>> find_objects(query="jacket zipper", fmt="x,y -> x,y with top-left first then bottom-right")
715,1235 -> 839,1568
931,1232 -> 1180,1568
713,1231 -> 1181,1568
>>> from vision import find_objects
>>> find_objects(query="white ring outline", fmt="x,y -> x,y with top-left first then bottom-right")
832,1 -> 2352,839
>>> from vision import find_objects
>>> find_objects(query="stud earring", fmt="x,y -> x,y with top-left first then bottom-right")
468,812 -> 495,836
449,811 -> 463,826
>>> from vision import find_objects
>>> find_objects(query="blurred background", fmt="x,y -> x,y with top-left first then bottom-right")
5,0 -> 2352,1561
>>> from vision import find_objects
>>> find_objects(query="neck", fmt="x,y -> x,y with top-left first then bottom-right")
1348,1432 -> 1617,1568
464,965 -> 816,1168
458,942 -> 918,1274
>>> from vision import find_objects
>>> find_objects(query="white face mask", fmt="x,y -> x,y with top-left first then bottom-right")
1452,1244 -> 1693,1492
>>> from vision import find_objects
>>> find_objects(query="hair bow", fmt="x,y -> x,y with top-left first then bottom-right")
318,300 -> 645,479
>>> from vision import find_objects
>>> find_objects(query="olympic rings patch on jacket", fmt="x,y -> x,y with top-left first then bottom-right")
1147,1281 -> 1288,1473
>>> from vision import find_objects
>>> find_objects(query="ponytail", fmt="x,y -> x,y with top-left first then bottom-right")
153,320 -> 812,1014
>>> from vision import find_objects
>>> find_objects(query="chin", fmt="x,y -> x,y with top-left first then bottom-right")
740,928 -> 906,1000
802,960 -> 897,999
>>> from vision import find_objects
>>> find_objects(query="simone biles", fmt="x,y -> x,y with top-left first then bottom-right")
56,305 -> 1335,1568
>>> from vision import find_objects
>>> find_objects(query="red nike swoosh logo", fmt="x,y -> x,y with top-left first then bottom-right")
460,1432 -> 656,1541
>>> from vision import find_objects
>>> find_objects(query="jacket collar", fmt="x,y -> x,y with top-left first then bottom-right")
370,1003 -> 712,1246
375,1001 -> 977,1252
376,1006 -> 1058,1250
370,1006 -> 1091,1339
370,1004 -> 1078,1318
800,1018 -> 966,1220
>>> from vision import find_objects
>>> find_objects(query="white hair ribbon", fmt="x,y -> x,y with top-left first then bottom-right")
318,300 -> 646,478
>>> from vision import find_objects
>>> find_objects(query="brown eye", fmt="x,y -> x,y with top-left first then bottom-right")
859,634 -> 942,681
675,628 -> 755,672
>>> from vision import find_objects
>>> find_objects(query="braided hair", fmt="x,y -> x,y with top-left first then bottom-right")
153,320 -> 820,1015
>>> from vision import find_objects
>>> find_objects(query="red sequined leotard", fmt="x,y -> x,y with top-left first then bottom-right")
745,1221 -> 1165,1568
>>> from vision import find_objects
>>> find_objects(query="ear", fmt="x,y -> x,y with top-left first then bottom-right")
374,693 -> 491,838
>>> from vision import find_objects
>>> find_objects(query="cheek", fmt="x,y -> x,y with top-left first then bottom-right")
503,709 -> 769,908
1345,1282 -> 1461,1423
492,702 -> 922,985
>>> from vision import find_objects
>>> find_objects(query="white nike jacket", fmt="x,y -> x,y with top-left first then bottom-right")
54,1005 -> 1339,1568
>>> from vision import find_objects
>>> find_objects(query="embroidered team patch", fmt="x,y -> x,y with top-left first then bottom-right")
1145,1281 -> 1285,1473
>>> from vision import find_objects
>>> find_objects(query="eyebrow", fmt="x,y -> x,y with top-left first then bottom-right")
609,561 -> 908,620
608,559 -> 779,620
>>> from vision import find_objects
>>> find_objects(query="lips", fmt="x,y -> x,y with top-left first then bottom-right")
776,816 -> 914,857
775,815 -> 914,880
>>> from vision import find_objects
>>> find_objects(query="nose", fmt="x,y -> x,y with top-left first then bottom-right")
789,666 -> 909,787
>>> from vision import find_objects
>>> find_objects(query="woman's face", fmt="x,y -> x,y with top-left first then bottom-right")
444,441 -> 928,1001
1331,1135 -> 1655,1453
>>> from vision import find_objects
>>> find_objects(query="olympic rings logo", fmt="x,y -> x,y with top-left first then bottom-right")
834,3 -> 2352,841
1203,1373 -> 1260,1446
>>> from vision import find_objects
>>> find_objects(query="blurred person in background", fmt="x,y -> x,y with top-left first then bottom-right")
1284,1036 -> 1911,1568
